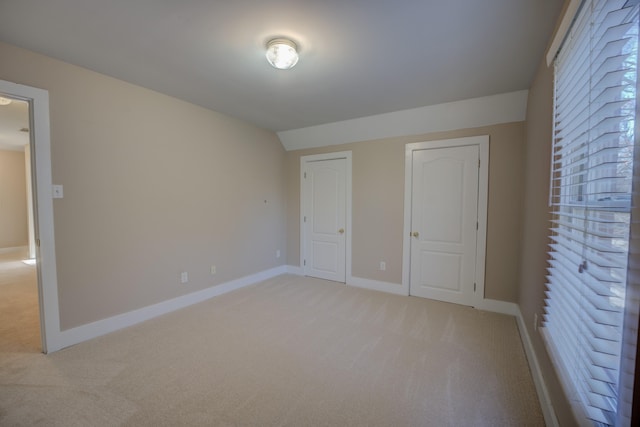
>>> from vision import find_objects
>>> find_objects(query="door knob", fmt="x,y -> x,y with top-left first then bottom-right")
412,231 -> 419,238
338,228 -> 345,234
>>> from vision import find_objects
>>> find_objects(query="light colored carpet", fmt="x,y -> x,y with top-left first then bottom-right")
0,249 -> 40,353
0,273 -> 544,426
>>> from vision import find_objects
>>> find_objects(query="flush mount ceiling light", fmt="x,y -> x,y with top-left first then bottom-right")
266,38 -> 299,70
0,96 -> 12,106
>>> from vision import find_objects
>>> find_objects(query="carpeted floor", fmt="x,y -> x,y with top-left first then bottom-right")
0,249 -> 40,353
0,270 -> 544,426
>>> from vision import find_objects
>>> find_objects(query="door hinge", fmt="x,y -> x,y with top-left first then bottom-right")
304,172 -> 307,179
36,239 -> 41,247
304,216 -> 307,222
478,159 -> 481,168
476,221 -> 479,230
474,283 -> 477,292
304,259 -> 306,266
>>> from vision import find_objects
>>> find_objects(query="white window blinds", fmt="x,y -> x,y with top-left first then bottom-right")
544,0 -> 639,425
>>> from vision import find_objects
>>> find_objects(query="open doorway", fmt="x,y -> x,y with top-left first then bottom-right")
0,96 -> 40,352
0,80 -> 60,354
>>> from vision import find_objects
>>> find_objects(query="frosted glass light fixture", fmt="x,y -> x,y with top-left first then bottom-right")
266,38 -> 299,70
0,96 -> 12,106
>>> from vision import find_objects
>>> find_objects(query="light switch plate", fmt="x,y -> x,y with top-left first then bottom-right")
52,185 -> 63,199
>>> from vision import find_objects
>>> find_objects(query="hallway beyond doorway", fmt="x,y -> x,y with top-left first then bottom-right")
0,248 -> 40,353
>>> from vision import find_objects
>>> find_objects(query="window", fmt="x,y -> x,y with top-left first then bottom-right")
544,0 -> 639,425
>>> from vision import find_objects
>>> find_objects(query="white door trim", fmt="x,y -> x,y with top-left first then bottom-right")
300,151 -> 352,282
402,136 -> 489,307
0,79 -> 61,353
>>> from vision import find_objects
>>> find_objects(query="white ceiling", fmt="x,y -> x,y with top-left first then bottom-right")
0,0 -> 563,132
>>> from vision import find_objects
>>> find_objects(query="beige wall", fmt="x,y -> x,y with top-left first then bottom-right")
0,149 -> 28,248
0,42 -> 287,330
286,122 -> 525,302
0,35 -> 580,422
518,50 -> 577,427
516,1 -> 579,424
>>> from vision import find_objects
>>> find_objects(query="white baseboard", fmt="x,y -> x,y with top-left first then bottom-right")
475,298 -> 519,316
514,307 -> 559,427
285,268 -> 408,296
0,245 -> 28,254
286,265 -> 304,275
347,276 -> 408,295
57,265 -> 288,350
473,298 -> 557,426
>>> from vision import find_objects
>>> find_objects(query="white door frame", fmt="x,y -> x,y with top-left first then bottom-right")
300,151 -> 352,282
0,79 -> 61,353
402,136 -> 489,307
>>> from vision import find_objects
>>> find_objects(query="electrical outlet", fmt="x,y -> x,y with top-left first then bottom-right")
210,265 -> 216,275
276,250 -> 281,258
180,271 -> 188,284
379,261 -> 386,271
52,184 -> 63,199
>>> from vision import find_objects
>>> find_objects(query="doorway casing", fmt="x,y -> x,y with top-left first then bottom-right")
0,79 -> 60,353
